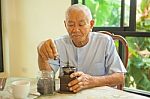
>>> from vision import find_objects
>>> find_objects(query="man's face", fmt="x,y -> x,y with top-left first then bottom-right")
64,10 -> 94,45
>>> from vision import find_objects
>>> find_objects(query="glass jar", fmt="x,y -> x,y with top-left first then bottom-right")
37,70 -> 55,95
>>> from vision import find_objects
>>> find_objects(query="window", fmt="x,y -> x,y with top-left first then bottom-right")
0,0 -> 4,72
72,0 -> 137,32
72,0 -> 150,94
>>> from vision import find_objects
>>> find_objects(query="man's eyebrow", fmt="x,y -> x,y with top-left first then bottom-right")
67,20 -> 74,23
67,20 -> 87,24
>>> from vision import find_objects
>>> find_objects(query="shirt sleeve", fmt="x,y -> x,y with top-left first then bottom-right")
105,37 -> 127,74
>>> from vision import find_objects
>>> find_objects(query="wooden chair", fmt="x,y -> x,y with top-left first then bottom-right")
97,31 -> 129,90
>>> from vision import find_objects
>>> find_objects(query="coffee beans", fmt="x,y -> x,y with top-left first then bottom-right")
37,78 -> 54,95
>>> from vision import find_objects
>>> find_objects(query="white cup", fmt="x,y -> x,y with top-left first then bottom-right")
11,80 -> 30,99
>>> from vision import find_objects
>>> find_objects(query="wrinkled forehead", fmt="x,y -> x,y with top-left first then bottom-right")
65,5 -> 92,21
66,9 -> 87,21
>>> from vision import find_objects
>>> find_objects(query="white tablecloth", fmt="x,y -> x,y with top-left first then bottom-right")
0,77 -> 149,99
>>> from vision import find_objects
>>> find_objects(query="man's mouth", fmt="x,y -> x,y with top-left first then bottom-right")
71,34 -> 81,37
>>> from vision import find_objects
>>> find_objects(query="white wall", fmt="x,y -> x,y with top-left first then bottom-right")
2,0 -> 71,77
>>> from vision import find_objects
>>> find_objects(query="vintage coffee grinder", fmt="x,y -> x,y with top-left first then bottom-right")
59,62 -> 77,92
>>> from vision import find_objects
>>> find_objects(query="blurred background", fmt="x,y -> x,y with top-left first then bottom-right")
1,0 -> 71,77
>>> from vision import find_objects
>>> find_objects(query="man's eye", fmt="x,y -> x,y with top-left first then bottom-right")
68,24 -> 74,26
79,24 -> 84,26
79,22 -> 86,26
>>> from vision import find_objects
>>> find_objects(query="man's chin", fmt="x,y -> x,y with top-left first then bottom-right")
72,37 -> 81,41
72,38 -> 82,43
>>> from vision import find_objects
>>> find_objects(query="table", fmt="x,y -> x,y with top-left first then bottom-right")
0,77 -> 149,99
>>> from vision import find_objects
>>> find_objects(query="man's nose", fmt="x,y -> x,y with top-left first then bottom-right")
72,26 -> 80,32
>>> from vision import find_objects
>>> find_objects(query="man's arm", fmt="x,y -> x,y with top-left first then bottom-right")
93,72 -> 124,87
68,72 -> 124,93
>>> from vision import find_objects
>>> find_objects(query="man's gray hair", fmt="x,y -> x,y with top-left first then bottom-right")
65,4 -> 93,21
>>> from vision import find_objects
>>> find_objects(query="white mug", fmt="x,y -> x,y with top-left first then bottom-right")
11,80 -> 30,98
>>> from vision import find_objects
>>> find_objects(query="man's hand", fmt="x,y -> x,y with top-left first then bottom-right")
37,39 -> 58,71
68,72 -> 96,93
68,72 -> 124,93
37,39 -> 58,60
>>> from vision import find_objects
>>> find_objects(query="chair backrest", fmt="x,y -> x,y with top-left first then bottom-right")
97,31 -> 129,90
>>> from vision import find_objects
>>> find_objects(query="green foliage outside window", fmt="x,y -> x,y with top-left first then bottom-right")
83,0 -> 150,91
80,0 -> 121,27
125,0 -> 150,91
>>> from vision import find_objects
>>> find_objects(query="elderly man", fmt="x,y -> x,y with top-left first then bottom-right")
37,4 -> 126,93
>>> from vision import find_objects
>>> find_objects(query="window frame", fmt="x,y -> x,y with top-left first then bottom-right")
0,0 -> 4,72
71,0 -> 150,37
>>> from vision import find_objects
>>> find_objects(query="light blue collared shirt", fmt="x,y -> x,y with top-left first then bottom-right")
50,32 -> 126,76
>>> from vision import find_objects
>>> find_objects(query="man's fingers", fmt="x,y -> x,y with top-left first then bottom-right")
69,82 -> 84,91
37,41 -> 48,60
44,41 -> 54,59
68,78 -> 79,87
70,71 -> 84,78
41,46 -> 49,60
68,72 -> 84,87
70,82 -> 84,92
49,39 -> 58,57
69,82 -> 79,91
37,39 -> 58,60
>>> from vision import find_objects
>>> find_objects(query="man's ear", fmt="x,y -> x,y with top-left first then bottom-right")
90,20 -> 95,29
64,20 -> 67,28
